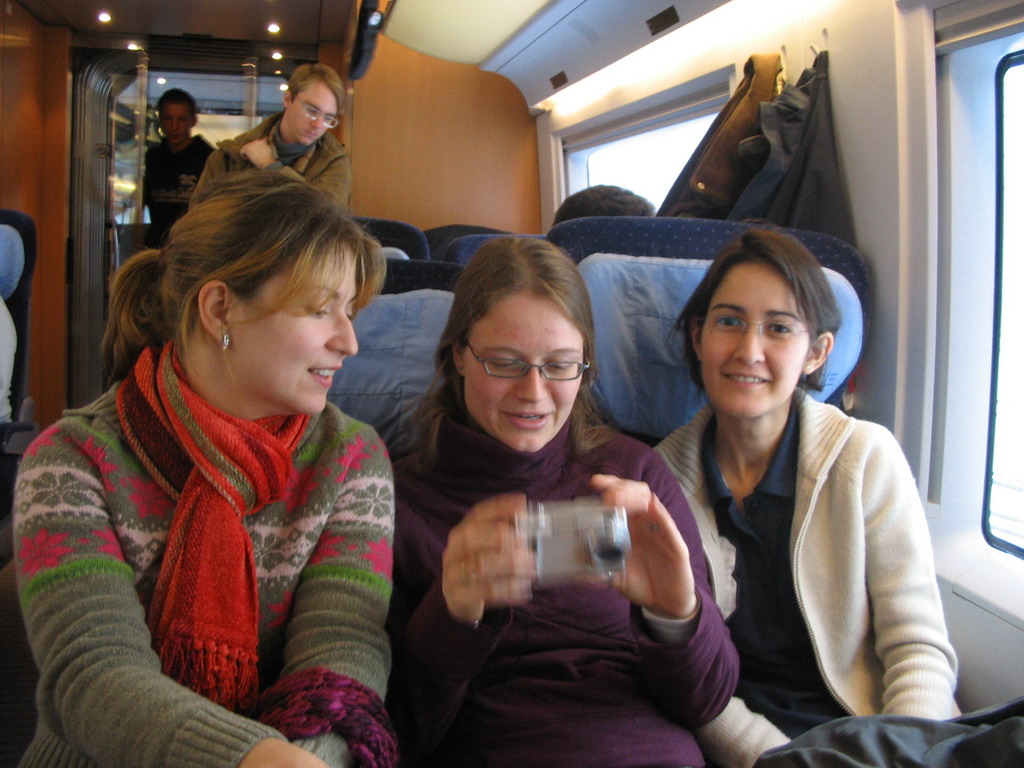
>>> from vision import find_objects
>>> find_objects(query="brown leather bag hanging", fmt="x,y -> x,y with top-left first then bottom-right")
657,53 -> 783,219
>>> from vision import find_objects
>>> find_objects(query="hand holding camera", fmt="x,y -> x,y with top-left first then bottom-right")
440,477 -> 698,628
441,493 -> 536,627
589,474 -> 699,622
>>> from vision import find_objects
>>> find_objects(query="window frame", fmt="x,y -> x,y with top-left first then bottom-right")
981,48 -> 1024,560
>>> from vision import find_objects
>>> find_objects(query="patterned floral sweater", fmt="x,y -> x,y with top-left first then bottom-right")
13,387 -> 394,768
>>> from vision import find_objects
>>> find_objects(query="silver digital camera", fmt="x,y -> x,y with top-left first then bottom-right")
518,499 -> 631,586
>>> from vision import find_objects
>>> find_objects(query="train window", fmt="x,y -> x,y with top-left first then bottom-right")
563,110 -> 717,210
984,49 -> 1024,559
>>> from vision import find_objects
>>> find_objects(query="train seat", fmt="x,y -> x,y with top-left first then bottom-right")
0,558 -> 36,765
445,233 -> 508,265
424,224 -> 510,261
579,251 -> 864,443
1,210 -> 39,566
329,259 -> 462,458
0,210 -> 39,764
328,289 -> 453,458
354,215 -> 431,261
548,215 -> 870,322
445,232 -> 544,265
381,257 -> 462,294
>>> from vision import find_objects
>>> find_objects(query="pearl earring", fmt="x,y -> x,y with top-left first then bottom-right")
222,333 -> 231,350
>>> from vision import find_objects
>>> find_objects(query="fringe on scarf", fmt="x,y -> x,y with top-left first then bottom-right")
159,632 -> 261,713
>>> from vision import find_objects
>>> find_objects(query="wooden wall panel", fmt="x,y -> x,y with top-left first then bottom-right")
1,0 -> 44,215
1,3 -> 71,429
34,26 -> 71,429
350,35 -> 540,234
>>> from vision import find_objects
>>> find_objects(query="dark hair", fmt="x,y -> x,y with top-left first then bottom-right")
677,228 -> 842,392
103,171 -> 384,385
552,185 -> 655,226
156,88 -> 198,118
415,237 -> 613,471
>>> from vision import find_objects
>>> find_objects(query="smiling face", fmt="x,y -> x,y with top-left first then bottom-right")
279,80 -> 339,146
211,262 -> 358,420
455,291 -> 585,453
693,262 -> 830,437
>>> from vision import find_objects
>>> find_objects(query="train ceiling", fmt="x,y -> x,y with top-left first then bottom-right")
15,0 -> 358,46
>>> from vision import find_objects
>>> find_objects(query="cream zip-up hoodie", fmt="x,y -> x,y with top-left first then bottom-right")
656,395 -> 958,768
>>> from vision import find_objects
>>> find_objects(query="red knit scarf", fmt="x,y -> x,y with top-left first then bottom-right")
117,343 -> 309,712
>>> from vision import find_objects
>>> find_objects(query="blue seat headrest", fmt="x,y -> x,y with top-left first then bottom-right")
0,225 -> 25,301
579,253 -> 863,440
328,289 -> 452,457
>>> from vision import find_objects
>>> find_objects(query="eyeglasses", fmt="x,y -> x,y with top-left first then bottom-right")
465,343 -> 589,381
703,311 -> 808,345
297,98 -> 339,129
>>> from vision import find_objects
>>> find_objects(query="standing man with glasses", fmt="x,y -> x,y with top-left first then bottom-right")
192,63 -> 351,208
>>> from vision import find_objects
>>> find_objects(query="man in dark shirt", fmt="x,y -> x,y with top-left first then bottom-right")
143,88 -> 214,248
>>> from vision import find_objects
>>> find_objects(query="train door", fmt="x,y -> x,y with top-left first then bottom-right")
66,43 -> 295,407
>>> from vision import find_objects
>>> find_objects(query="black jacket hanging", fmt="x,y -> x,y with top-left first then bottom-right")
729,51 -> 856,246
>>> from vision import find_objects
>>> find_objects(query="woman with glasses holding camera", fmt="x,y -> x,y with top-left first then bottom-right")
385,237 -> 739,768
656,228 -> 958,768
192,63 -> 352,208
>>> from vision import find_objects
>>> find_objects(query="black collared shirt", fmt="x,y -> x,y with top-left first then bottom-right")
702,399 -> 846,736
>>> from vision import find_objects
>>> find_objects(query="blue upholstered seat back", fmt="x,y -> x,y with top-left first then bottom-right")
0,211 -> 36,423
445,233 -> 545,265
327,289 -> 453,457
547,216 -> 869,325
354,216 -> 431,261
579,253 -> 864,441
326,217 -> 869,454
0,225 -> 25,301
382,258 -> 462,294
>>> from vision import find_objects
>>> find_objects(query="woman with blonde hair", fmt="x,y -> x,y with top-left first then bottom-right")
14,172 -> 396,768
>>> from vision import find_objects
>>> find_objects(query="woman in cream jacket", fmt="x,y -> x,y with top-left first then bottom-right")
655,229 -> 957,768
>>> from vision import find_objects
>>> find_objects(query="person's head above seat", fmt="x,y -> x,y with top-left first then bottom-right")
156,88 -> 200,152
278,62 -> 346,146
552,184 -> 655,226
103,170 -> 384,419
416,236 -> 609,468
677,228 -> 839,432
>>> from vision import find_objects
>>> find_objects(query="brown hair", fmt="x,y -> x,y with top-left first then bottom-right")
676,228 -> 841,392
415,237 -> 613,471
103,171 -> 383,385
287,63 -> 345,115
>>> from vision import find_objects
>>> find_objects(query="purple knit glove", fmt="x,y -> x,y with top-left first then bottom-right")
253,667 -> 398,768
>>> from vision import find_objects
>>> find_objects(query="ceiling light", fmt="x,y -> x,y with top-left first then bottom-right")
267,23 -> 281,34
98,12 -> 111,23
157,77 -> 166,85
272,51 -> 283,60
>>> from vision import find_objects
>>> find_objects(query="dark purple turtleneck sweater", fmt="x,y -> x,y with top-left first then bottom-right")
385,417 -> 738,768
